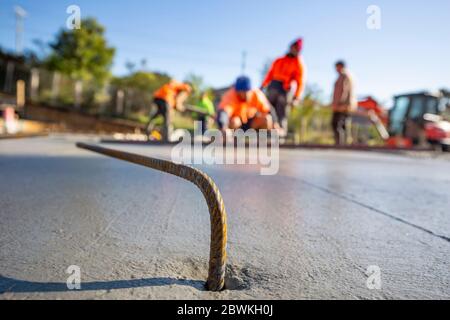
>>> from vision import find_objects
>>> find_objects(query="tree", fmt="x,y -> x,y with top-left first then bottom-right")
111,71 -> 171,116
288,84 -> 331,143
45,18 -> 115,84
184,73 -> 207,105
112,71 -> 171,93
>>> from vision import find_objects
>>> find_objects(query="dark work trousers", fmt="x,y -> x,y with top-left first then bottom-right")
266,81 -> 288,130
146,98 -> 171,141
197,115 -> 208,135
332,111 -> 349,145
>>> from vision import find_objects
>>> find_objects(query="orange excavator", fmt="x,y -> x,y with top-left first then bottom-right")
349,96 -> 390,144
351,91 -> 450,151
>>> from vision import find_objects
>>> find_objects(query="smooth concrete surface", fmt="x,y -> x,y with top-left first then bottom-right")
0,135 -> 449,299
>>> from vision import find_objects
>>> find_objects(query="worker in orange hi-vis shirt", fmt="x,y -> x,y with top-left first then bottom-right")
261,38 -> 306,133
146,79 -> 192,141
217,76 -> 280,133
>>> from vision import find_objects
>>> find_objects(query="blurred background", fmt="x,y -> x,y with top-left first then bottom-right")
1,0 -> 449,146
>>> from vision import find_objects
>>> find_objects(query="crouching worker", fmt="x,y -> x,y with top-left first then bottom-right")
146,79 -> 192,141
217,76 -> 279,134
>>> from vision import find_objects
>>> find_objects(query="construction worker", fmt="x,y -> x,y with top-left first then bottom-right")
261,38 -> 306,133
217,76 -> 279,132
193,91 -> 215,135
146,79 -> 192,141
331,60 -> 357,145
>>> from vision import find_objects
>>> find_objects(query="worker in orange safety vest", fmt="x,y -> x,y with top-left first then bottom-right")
217,76 -> 279,132
146,79 -> 192,141
261,38 -> 306,133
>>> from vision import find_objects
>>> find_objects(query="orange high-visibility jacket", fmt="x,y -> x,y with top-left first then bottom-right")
262,55 -> 306,98
219,88 -> 271,124
153,80 -> 192,108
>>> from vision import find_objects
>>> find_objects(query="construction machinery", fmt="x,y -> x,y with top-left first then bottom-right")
387,90 -> 450,150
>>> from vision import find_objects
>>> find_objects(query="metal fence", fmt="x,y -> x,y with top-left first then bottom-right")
0,57 -> 153,120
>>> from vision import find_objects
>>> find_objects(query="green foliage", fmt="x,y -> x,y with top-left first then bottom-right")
111,71 -> 171,116
287,85 -> 385,145
288,84 -> 334,144
184,73 -> 204,104
183,73 -> 216,111
45,18 -> 115,84
112,71 -> 171,92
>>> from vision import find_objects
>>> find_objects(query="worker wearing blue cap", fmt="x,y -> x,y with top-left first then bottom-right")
217,76 -> 279,132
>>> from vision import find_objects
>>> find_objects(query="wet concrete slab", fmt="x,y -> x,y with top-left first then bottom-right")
0,135 -> 449,299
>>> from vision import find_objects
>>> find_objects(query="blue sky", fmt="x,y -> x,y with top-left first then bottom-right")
1,0 -> 449,104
